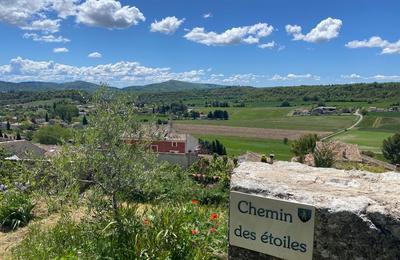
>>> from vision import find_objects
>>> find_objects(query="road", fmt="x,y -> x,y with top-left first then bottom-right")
321,109 -> 363,141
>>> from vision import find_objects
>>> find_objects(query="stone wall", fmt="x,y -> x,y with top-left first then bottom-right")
229,161 -> 400,259
157,152 -> 199,168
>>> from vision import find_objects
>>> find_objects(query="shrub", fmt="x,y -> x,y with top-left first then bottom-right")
382,133 -> 400,164
33,125 -> 72,145
13,203 -> 227,259
261,155 -> 268,163
283,137 -> 288,145
361,150 -> 375,158
0,190 -> 35,231
291,134 -> 319,162
313,142 -> 335,168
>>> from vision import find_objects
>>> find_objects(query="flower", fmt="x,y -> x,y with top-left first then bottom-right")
209,227 -> 217,233
191,199 -> 200,204
191,229 -> 199,235
210,213 -> 219,220
144,219 -> 150,225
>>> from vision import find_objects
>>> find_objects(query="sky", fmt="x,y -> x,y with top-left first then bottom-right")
0,0 -> 399,88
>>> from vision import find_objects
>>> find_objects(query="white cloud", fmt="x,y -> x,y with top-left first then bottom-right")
270,73 -> 320,81
0,57 -> 207,85
53,47 -> 69,53
88,52 -> 102,58
0,0 -> 145,33
52,0 -> 79,19
345,36 -> 400,55
286,17 -> 342,43
21,18 -> 61,33
150,16 -> 185,35
221,74 -> 259,84
258,41 -> 276,49
184,23 -> 274,46
372,75 -> 400,81
0,0 -> 49,27
203,13 -> 212,19
23,33 -> 70,43
76,0 -> 145,29
341,74 -> 363,79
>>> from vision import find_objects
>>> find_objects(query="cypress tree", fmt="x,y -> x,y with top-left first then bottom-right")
82,115 -> 88,125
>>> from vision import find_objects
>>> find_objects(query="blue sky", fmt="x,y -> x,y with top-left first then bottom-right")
0,0 -> 399,87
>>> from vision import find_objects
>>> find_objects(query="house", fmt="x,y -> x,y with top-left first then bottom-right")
0,140 -> 46,160
293,109 -> 311,116
311,106 -> 337,115
149,133 -> 199,154
125,125 -> 200,168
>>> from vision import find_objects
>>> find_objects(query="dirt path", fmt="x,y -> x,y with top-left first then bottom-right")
174,124 -> 331,140
372,117 -> 382,128
322,109 -> 363,141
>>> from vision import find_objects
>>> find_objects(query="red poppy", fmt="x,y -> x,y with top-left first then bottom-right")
209,227 -> 217,233
210,213 -> 219,220
144,219 -> 150,225
191,199 -> 200,204
191,229 -> 199,235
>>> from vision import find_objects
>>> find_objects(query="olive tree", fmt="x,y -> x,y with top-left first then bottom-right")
39,88 -> 164,232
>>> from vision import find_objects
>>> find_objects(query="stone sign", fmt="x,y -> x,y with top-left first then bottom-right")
229,191 -> 315,260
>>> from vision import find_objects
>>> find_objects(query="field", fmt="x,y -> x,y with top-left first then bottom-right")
196,135 -> 293,161
333,112 -> 400,153
333,130 -> 394,153
175,124 -> 330,140
176,107 -> 357,132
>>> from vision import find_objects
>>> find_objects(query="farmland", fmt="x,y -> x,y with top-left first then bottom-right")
333,112 -> 400,153
175,107 -> 357,132
196,135 -> 292,161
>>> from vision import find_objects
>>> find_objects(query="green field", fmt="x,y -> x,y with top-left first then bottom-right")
333,130 -> 394,153
179,107 -> 357,132
196,135 -> 293,161
333,112 -> 399,153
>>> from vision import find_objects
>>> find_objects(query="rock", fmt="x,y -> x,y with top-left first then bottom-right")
230,161 -> 400,260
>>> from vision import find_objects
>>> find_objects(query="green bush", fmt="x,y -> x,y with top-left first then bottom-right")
382,133 -> 400,164
33,125 -> 72,145
0,190 -> 35,231
261,155 -> 268,163
313,143 -> 335,168
13,203 -> 227,259
291,134 -> 319,162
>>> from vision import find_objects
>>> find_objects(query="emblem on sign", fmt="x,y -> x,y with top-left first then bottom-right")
298,208 -> 312,223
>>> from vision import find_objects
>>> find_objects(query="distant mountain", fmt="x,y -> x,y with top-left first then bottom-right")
123,80 -> 226,92
0,79 -> 226,93
0,80 -> 101,92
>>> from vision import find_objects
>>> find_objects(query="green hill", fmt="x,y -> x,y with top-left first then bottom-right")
123,80 -> 227,93
0,80 -> 101,92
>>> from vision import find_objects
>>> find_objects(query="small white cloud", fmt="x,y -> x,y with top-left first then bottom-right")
345,36 -> 400,55
88,52 -> 102,58
372,74 -> 400,81
286,17 -> 342,43
21,19 -> 61,33
23,33 -> 70,43
76,0 -> 145,29
341,74 -> 363,79
150,16 -> 185,35
53,47 -> 69,53
270,73 -> 320,81
203,13 -> 212,19
184,23 -> 274,46
258,41 -> 276,49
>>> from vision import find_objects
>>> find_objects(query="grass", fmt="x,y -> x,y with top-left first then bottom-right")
358,112 -> 400,132
333,130 -> 394,153
196,134 -> 293,161
178,107 -> 357,132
